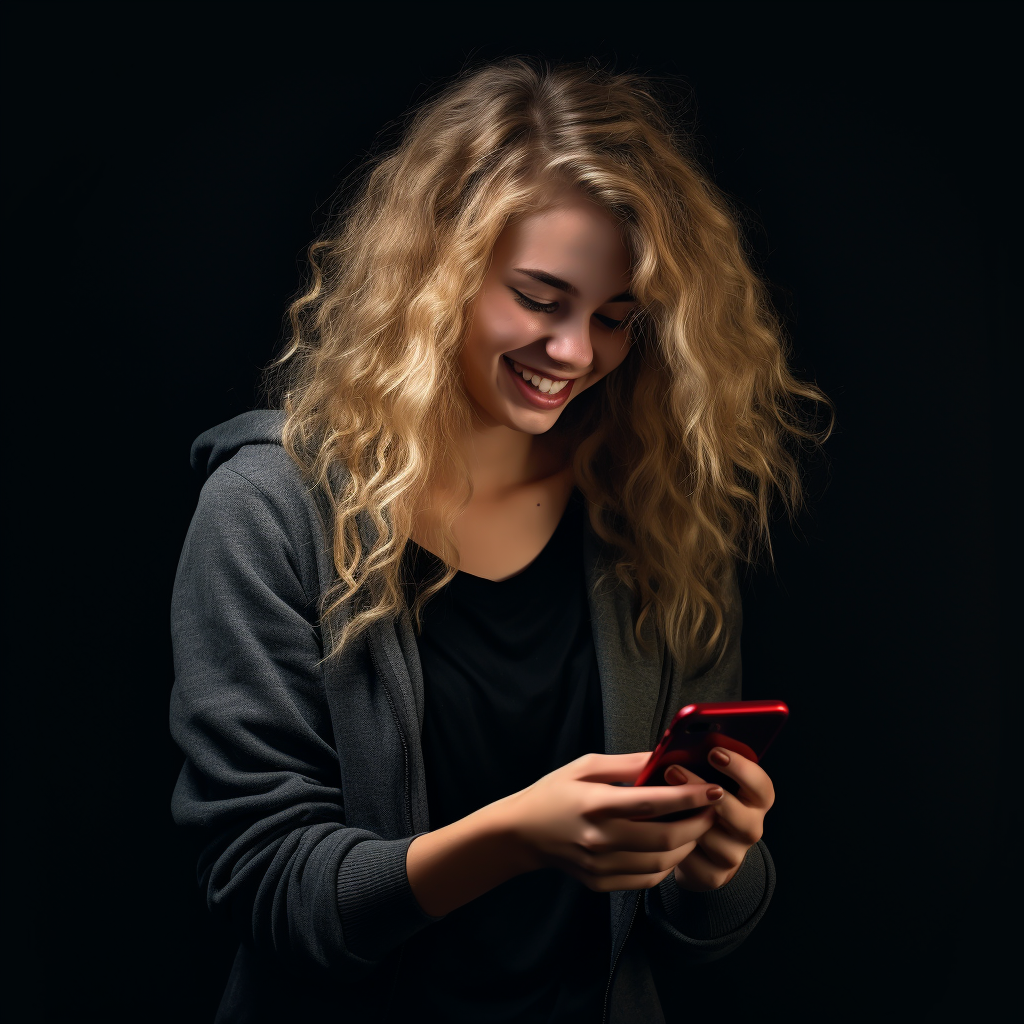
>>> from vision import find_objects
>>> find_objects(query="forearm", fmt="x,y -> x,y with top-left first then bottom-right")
406,793 -> 533,917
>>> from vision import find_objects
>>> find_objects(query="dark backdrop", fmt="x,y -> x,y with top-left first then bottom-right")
8,4 -> 1017,1022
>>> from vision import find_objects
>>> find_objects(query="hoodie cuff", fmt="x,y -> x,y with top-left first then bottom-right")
336,833 -> 444,962
649,840 -> 767,940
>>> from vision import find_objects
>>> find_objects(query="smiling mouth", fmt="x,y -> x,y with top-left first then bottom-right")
504,355 -> 573,383
503,355 -> 576,394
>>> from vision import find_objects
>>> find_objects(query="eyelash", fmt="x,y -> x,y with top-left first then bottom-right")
510,288 -> 626,330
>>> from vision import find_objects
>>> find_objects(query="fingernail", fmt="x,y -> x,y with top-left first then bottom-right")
710,749 -> 730,766
665,766 -> 687,783
707,786 -> 724,800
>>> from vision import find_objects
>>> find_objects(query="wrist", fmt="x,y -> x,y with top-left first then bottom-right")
484,788 -> 543,875
406,793 -> 536,918
673,864 -> 709,891
673,860 -> 740,892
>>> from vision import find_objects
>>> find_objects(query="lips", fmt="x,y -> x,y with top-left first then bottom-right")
507,357 -> 572,383
502,354 -> 575,408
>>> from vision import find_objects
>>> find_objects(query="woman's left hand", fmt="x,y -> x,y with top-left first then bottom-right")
664,748 -> 775,891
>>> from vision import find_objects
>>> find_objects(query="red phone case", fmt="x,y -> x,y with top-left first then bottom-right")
634,700 -> 788,820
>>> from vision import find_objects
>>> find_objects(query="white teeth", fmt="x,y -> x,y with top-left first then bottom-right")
509,358 -> 568,395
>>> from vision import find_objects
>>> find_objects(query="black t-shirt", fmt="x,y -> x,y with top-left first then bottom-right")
394,487 -> 611,1023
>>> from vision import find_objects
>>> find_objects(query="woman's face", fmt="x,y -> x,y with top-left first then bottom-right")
459,189 -> 636,435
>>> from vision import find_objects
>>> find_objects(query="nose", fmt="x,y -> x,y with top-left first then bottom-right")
542,315 -> 594,375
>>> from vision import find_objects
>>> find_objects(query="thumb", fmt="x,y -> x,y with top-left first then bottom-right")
574,751 -> 654,784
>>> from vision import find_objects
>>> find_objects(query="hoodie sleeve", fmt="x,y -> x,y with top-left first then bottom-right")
640,566 -> 777,962
643,839 -> 776,962
169,458 -> 440,985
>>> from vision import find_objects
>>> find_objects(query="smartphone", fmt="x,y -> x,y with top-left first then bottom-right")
633,700 -> 789,820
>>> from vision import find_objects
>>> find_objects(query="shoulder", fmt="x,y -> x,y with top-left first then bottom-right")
199,442 -> 314,532
189,441 -> 332,602
186,410 -> 318,527
212,442 -> 309,505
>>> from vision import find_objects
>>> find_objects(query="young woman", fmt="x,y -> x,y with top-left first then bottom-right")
170,59 -> 829,1023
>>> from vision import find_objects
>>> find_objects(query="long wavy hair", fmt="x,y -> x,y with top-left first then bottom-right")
265,57 -> 833,674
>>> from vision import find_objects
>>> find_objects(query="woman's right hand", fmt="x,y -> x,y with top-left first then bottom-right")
499,751 -> 724,892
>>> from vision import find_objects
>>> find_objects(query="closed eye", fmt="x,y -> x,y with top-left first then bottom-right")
512,288 -> 629,330
510,288 -> 558,314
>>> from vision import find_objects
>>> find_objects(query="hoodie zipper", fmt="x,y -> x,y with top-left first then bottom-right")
601,891 -> 641,1024
384,678 -> 414,833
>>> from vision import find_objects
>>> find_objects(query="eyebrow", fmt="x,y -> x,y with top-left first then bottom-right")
513,267 -> 635,303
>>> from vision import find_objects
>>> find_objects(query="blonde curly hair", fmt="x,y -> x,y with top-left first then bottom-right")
265,57 -> 832,674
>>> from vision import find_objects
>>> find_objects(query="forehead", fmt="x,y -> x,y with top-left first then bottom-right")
495,196 -> 631,286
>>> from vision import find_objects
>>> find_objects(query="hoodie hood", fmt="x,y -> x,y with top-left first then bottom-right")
190,410 -> 287,480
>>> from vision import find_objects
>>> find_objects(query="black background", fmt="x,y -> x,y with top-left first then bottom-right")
8,3 -> 1018,1022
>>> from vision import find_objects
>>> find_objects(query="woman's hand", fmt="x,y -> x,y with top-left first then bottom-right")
664,747 -> 775,892
501,751 -> 725,892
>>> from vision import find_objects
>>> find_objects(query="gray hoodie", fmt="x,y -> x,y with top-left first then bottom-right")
169,410 -> 775,1023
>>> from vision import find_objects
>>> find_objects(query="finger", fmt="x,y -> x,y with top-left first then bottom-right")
666,764 -> 705,785
702,794 -> 766,846
590,780 -> 724,821
678,772 -> 765,842
666,764 -> 765,844
571,751 -> 657,784
567,863 -> 679,894
706,748 -> 775,811
570,836 -> 703,884
674,842 -> 742,892
694,825 -> 755,871
594,807 -> 716,854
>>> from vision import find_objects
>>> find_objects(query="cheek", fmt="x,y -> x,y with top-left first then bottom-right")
469,293 -> 531,354
570,338 -> 631,399
596,337 -> 632,376
598,339 -> 630,376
